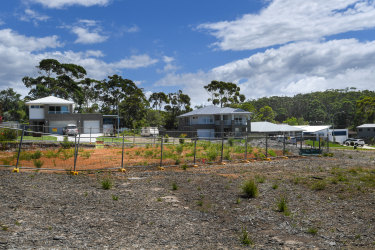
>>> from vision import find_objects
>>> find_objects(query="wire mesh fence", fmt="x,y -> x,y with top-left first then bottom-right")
0,125 -> 330,173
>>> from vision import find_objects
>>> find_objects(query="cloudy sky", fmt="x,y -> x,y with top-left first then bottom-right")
1,0 -> 375,106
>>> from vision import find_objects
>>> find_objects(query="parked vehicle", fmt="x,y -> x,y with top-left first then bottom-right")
63,124 -> 78,136
141,127 -> 159,137
343,138 -> 364,147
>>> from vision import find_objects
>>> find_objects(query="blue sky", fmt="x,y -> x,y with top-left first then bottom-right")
1,0 -> 375,106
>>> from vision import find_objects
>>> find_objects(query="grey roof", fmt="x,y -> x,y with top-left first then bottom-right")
179,105 -> 251,117
251,122 -> 304,133
357,124 -> 375,128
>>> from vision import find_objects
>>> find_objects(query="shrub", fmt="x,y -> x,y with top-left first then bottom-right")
206,147 -> 218,161
101,178 -> 113,190
61,136 -> 73,149
241,179 -> 258,198
164,134 -> 169,143
228,137 -> 235,147
0,128 -> 18,141
31,150 -> 42,159
277,195 -> 290,215
80,150 -> 91,159
240,226 -> 253,246
33,159 -> 44,168
179,134 -> 187,144
145,150 -> 153,157
172,182 -> 178,190
224,150 -> 231,160
176,144 -> 184,155
268,149 -> 277,157
311,180 -> 326,191
307,227 -> 318,235
272,183 -> 279,190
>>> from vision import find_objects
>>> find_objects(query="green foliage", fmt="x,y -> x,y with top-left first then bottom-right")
0,88 -> 26,122
277,196 -> 290,216
257,105 -> 275,122
172,182 -> 178,190
80,150 -> 91,159
255,175 -> 266,183
311,180 -> 326,191
33,159 -> 44,168
241,179 -> 258,198
228,137 -> 235,147
61,136 -> 73,149
0,128 -> 18,141
179,133 -> 187,144
101,178 -> 113,190
307,227 -> 318,235
176,144 -> 184,154
240,226 -> 253,246
112,195 -> 119,201
204,80 -> 245,107
206,147 -> 218,161
164,134 -> 169,143
268,149 -> 277,157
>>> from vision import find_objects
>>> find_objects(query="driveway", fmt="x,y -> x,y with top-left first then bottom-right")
53,133 -> 103,143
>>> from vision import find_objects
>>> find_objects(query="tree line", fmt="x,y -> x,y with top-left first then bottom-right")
0,59 -> 375,130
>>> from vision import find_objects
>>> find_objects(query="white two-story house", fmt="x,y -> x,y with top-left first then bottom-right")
26,96 -> 103,134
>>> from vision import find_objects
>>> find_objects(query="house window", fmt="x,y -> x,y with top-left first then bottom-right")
31,105 -> 44,109
48,106 -> 69,114
359,128 -> 362,132
192,116 -> 198,120
368,128 -> 371,132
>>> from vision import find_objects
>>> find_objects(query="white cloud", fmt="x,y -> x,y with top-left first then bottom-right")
155,39 -> 375,106
20,9 -> 50,24
113,54 -> 158,69
0,28 -> 158,96
0,28 -> 61,51
199,0 -> 375,51
29,0 -> 111,8
72,26 -> 108,44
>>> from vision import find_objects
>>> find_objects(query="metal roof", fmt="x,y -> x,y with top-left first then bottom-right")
179,105 -> 251,117
251,122 -> 304,133
357,124 -> 375,128
294,125 -> 331,133
25,96 -> 74,105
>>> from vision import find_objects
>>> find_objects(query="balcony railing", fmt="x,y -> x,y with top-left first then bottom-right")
48,111 -> 70,114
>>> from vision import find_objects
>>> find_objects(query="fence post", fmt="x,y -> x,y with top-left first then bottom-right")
193,136 -> 197,165
90,127 -> 92,143
327,135 -> 329,153
73,133 -> 81,173
265,134 -> 268,158
283,133 -> 286,155
319,136 -> 321,151
15,127 -> 25,169
121,132 -> 125,169
220,134 -> 224,163
133,129 -> 135,146
160,135 -> 164,167
244,134 -> 248,161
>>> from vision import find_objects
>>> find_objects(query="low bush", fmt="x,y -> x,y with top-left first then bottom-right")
33,159 -> 44,168
179,134 -> 187,144
101,178 -> 113,190
0,128 -> 18,141
277,195 -> 290,216
241,179 -> 258,198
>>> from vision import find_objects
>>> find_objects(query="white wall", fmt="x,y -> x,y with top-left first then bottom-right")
328,129 -> 348,144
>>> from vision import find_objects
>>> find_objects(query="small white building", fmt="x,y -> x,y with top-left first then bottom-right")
328,129 -> 349,144
294,125 -> 331,140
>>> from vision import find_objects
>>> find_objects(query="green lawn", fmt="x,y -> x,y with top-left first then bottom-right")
97,136 -> 130,143
304,140 -> 345,148
17,135 -> 57,141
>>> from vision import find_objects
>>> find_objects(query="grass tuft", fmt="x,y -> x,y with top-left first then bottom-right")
241,179 -> 258,198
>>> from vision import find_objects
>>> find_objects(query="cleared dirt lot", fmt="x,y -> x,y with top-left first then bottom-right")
0,149 -> 374,249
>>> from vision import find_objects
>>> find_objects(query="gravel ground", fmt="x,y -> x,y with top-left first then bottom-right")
0,149 -> 374,249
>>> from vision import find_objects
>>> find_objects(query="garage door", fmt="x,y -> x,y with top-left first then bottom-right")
84,120 -> 100,133
49,120 -> 77,134
197,129 -> 215,138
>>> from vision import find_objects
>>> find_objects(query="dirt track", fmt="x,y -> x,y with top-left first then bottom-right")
0,149 -> 374,249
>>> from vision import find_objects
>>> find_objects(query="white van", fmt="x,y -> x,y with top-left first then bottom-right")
141,127 -> 159,137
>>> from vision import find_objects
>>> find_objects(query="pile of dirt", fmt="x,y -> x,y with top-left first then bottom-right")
0,149 -> 374,248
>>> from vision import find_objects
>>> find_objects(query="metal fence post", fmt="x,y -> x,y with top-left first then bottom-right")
73,133 -> 81,173
15,127 -> 25,169
133,129 -> 135,146
283,133 -> 286,155
244,134 -> 248,160
327,135 -> 329,153
220,134 -> 224,163
265,134 -> 268,158
160,135 -> 164,167
121,132 -> 125,169
90,127 -> 92,143
193,136 -> 197,165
